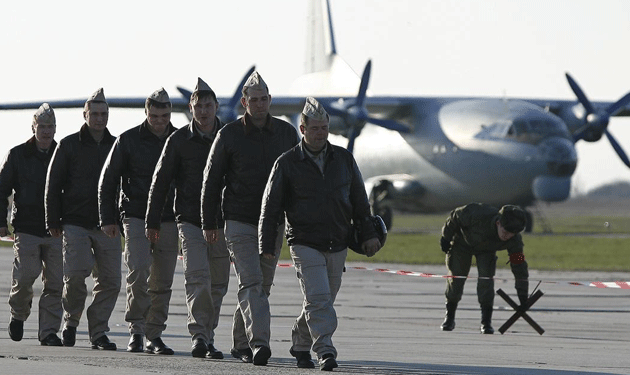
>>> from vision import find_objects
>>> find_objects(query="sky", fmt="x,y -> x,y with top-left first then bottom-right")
1,0 -> 629,194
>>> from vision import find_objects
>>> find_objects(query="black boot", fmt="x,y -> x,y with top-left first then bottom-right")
441,302 -> 457,331
480,306 -> 494,334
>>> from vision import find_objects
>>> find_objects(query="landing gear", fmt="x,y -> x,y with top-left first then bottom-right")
370,180 -> 393,230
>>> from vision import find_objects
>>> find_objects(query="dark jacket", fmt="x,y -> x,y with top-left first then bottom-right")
99,121 -> 177,226
441,202 -> 528,294
202,113 -> 299,229
259,140 -> 376,254
0,137 -> 57,237
45,124 -> 116,230
146,119 -> 222,229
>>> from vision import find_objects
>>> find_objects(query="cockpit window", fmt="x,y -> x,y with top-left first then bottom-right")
481,117 -> 571,145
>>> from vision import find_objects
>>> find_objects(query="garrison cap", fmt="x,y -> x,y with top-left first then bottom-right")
242,71 -> 268,94
33,103 -> 55,125
194,77 -> 213,94
302,97 -> 328,122
86,87 -> 107,104
499,205 -> 527,233
148,87 -> 170,104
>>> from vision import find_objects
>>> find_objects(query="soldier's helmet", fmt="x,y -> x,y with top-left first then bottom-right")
499,205 -> 527,233
348,215 -> 387,255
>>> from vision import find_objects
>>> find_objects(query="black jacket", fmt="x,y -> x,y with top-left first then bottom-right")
46,124 -> 116,230
146,119 -> 222,229
202,113 -> 299,229
99,121 -> 177,227
259,140 -> 376,254
0,137 -> 57,237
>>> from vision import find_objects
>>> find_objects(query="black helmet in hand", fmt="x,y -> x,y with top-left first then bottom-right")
348,215 -> 387,254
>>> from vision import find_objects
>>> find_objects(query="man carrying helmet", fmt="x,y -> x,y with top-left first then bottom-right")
259,97 -> 382,371
439,203 -> 529,334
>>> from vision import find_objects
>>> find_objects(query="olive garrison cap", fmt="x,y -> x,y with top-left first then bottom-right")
86,87 -> 107,104
243,71 -> 268,93
302,97 -> 328,121
33,103 -> 55,125
148,87 -> 170,104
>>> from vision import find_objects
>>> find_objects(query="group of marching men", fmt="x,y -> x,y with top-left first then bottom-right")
0,71 -> 382,371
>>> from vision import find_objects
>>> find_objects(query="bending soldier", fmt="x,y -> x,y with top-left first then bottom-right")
440,203 -> 529,334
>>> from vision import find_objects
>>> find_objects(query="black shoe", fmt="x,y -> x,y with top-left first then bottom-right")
480,323 -> 495,334
319,353 -> 338,371
191,338 -> 208,358
290,348 -> 315,369
253,345 -> 271,366
40,333 -> 63,346
8,318 -> 23,341
206,344 -> 224,359
61,326 -> 76,347
145,337 -> 174,355
441,316 -> 456,331
127,334 -> 143,352
91,335 -> 117,350
231,347 -> 253,363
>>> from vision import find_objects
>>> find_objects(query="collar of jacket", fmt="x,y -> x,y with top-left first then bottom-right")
241,112 -> 275,136
139,120 -> 176,140
185,118 -> 220,141
297,139 -> 334,161
24,136 -> 57,157
78,123 -> 114,145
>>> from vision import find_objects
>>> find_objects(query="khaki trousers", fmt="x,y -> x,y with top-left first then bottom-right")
62,225 -> 122,342
178,222 -> 230,344
290,245 -> 346,359
225,220 -> 282,350
8,232 -> 63,340
123,218 -> 178,340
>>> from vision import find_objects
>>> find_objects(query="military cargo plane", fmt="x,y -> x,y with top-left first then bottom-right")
1,0 -> 629,231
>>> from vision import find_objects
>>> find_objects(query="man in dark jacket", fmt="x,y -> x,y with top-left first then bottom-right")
439,203 -> 529,334
0,103 -> 63,346
202,71 -> 299,366
146,78 -> 230,359
45,88 -> 121,350
259,97 -> 380,371
98,88 -> 178,355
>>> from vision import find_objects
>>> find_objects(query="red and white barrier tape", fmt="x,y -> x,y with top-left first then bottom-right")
4,235 -> 626,290
279,263 -> 630,290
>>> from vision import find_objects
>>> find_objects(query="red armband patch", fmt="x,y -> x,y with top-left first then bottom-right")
509,252 -> 525,265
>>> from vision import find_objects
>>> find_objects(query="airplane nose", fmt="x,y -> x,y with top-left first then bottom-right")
537,137 -> 577,177
532,137 -> 577,202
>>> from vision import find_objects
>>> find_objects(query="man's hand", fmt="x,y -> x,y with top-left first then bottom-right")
440,237 -> 451,254
49,228 -> 62,238
0,227 -> 9,238
203,229 -> 220,244
146,228 -> 160,244
101,224 -> 119,238
361,237 -> 381,257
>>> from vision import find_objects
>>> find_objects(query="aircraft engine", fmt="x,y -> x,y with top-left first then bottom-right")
565,73 -> 630,168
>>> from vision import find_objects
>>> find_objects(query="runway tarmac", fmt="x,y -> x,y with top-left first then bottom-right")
0,248 -> 628,374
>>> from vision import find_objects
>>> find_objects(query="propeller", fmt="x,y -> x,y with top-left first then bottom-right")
565,73 -> 630,167
326,60 -> 410,152
176,65 -> 256,124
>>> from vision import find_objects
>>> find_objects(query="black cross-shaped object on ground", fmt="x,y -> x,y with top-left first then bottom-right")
496,288 -> 545,335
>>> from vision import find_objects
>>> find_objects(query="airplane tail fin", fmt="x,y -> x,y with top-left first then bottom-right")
305,0 -> 336,74
290,0 -> 360,96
